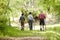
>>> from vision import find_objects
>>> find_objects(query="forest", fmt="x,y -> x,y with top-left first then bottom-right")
0,0 -> 60,40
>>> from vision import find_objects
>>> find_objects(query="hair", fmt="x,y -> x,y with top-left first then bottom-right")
29,12 -> 32,14
22,13 -> 24,15
41,11 -> 43,13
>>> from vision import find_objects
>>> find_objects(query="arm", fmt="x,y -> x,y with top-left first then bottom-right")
23,16 -> 25,21
38,14 -> 40,20
19,17 -> 21,22
44,14 -> 46,19
31,15 -> 34,21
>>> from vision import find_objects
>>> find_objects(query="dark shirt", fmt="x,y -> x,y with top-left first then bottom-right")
20,16 -> 25,22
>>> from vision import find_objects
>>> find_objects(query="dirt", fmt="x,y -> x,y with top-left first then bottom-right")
0,37 -> 47,40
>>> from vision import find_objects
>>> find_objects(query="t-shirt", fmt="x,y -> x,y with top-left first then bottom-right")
28,14 -> 34,21
20,16 -> 25,22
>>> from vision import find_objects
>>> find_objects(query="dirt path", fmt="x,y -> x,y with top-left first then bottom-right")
12,23 -> 60,30
0,37 -> 47,40
0,31 -> 60,40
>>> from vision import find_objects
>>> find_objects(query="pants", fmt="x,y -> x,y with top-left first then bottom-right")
28,20 -> 33,30
21,21 -> 24,30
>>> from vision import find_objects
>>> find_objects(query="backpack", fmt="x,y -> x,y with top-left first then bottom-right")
38,13 -> 45,19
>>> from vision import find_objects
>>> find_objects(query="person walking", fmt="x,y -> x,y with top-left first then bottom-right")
38,11 -> 46,31
28,12 -> 34,30
19,13 -> 25,31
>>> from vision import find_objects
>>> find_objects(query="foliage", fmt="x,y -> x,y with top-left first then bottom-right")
0,25 -> 60,40
0,0 -> 60,24
0,0 -> 11,25
0,0 -> 60,40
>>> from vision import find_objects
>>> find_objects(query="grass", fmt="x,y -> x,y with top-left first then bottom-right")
46,26 -> 60,33
0,24 -> 60,40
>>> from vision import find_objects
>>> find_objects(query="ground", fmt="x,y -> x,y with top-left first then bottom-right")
0,22 -> 60,40
0,37 -> 47,40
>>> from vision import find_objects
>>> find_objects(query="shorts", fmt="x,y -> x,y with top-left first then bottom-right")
40,19 -> 45,25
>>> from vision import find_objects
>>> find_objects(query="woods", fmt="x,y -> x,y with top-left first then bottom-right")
0,0 -> 60,40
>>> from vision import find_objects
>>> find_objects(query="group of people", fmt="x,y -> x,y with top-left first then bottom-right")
19,11 -> 46,31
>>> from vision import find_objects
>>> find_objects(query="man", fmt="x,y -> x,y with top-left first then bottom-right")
38,11 -> 46,31
19,13 -> 25,30
28,12 -> 34,30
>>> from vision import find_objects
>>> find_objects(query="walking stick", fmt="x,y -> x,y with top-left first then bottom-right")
45,20 -> 46,31
33,21 -> 35,30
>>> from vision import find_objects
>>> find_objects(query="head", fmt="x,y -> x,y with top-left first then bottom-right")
29,12 -> 32,14
41,11 -> 43,13
21,13 -> 24,16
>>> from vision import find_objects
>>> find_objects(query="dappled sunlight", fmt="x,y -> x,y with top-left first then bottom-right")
0,0 -> 60,40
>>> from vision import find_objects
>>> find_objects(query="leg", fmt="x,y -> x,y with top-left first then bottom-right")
21,26 -> 24,30
42,19 -> 45,31
28,21 -> 31,30
42,25 -> 44,31
42,20 -> 45,31
30,22 -> 33,30
40,25 -> 42,31
40,20 -> 42,31
29,20 -> 33,30
21,22 -> 24,31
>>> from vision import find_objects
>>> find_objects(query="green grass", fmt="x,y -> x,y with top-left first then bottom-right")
46,26 -> 60,33
0,24 -> 60,40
